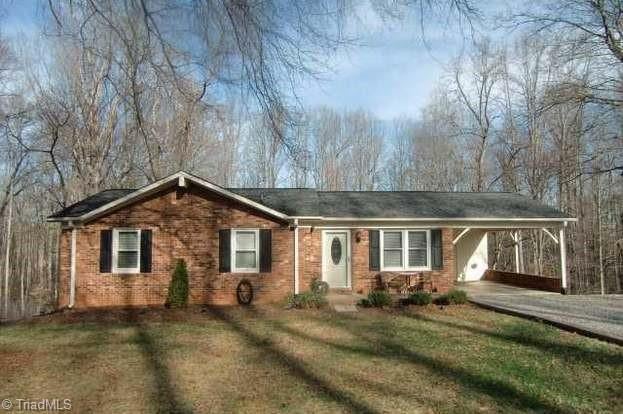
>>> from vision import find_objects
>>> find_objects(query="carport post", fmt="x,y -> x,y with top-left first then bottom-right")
559,225 -> 568,294
513,231 -> 520,273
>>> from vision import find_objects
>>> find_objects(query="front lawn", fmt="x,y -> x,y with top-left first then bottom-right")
1,305 -> 621,413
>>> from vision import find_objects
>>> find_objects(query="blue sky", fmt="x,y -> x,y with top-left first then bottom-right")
1,0 -> 511,121
296,1 -> 514,120
293,0 -> 479,119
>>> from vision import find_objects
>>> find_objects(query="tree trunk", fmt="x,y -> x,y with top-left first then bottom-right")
3,181 -> 13,320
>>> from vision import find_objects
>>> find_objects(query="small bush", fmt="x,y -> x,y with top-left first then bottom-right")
366,290 -> 392,307
408,291 -> 432,306
357,298 -> 371,307
433,289 -> 468,306
310,278 -> 330,295
166,259 -> 189,308
287,291 -> 327,309
433,294 -> 450,306
446,289 -> 468,304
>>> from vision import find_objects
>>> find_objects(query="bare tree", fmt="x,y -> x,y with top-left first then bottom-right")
450,38 -> 503,191
239,113 -> 286,188
344,110 -> 384,190
512,0 -> 623,106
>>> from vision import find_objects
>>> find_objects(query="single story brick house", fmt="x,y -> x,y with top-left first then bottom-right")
48,171 -> 575,308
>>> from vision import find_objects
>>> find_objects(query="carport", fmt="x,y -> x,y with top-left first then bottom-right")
453,218 -> 576,294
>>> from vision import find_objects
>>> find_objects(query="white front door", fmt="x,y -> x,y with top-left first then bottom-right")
323,231 -> 350,288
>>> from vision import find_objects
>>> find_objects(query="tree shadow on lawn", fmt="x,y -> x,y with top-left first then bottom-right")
123,308 -> 194,414
204,306 -> 380,414
271,312 -> 568,414
405,311 -> 623,367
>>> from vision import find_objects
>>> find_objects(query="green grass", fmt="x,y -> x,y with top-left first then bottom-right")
1,305 -> 621,413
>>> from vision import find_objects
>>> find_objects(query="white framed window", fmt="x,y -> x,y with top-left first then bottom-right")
231,229 -> 260,273
112,229 -> 141,273
380,229 -> 430,271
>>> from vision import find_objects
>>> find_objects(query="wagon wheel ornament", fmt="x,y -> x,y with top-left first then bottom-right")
236,279 -> 254,305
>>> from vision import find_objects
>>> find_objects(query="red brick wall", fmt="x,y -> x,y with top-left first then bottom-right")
295,227 -> 456,295
57,185 -> 457,308
350,228 -> 455,294
58,184 -> 294,308
298,228 -> 321,292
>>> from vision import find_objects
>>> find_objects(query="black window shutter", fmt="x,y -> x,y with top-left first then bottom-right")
259,229 -> 272,273
219,229 -> 231,273
140,229 -> 152,273
100,229 -> 112,273
369,230 -> 380,271
431,229 -> 443,270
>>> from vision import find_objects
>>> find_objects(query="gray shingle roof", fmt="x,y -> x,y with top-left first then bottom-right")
49,186 -> 571,220
226,188 -> 320,216
48,189 -> 136,219
316,192 -> 570,219
229,190 -> 571,219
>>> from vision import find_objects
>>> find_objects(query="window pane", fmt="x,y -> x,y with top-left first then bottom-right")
118,231 -> 139,250
383,232 -> 402,249
236,251 -> 256,269
117,251 -> 138,268
408,231 -> 427,249
236,231 -> 256,250
383,250 -> 402,267
408,249 -> 427,267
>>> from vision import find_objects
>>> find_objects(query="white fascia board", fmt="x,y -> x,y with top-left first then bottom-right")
300,222 -> 573,230
316,217 -> 576,222
50,171 -> 290,223
47,173 -> 182,223
297,217 -> 576,229
182,172 -> 289,220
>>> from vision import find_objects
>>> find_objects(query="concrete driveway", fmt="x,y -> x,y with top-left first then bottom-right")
460,281 -> 623,345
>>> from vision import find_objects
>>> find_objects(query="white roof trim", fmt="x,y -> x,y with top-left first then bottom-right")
48,172 -> 576,224
542,228 -> 559,244
303,217 -> 577,222
49,171 -> 289,222
452,228 -> 471,245
183,172 -> 289,220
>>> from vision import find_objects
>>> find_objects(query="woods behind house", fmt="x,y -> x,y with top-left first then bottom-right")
1,1 -> 622,319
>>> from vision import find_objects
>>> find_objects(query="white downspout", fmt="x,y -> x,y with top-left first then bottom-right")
69,227 -> 77,308
559,224 -> 568,294
294,219 -> 299,295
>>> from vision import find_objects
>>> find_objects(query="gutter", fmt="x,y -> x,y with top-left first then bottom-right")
293,219 -> 300,295
293,217 -> 577,222
69,228 -> 77,308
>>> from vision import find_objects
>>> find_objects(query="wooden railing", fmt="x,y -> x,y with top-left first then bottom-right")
483,270 -> 561,293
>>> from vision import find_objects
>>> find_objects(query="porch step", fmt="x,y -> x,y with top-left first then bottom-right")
328,288 -> 353,295
326,291 -> 364,312
332,304 -> 359,313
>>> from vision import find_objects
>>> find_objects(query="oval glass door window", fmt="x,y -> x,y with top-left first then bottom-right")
331,237 -> 342,265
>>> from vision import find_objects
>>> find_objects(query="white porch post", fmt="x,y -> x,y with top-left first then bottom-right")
518,230 -> 524,273
559,225 -> 568,294
513,231 -> 521,273
293,219 -> 300,295
69,227 -> 77,308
